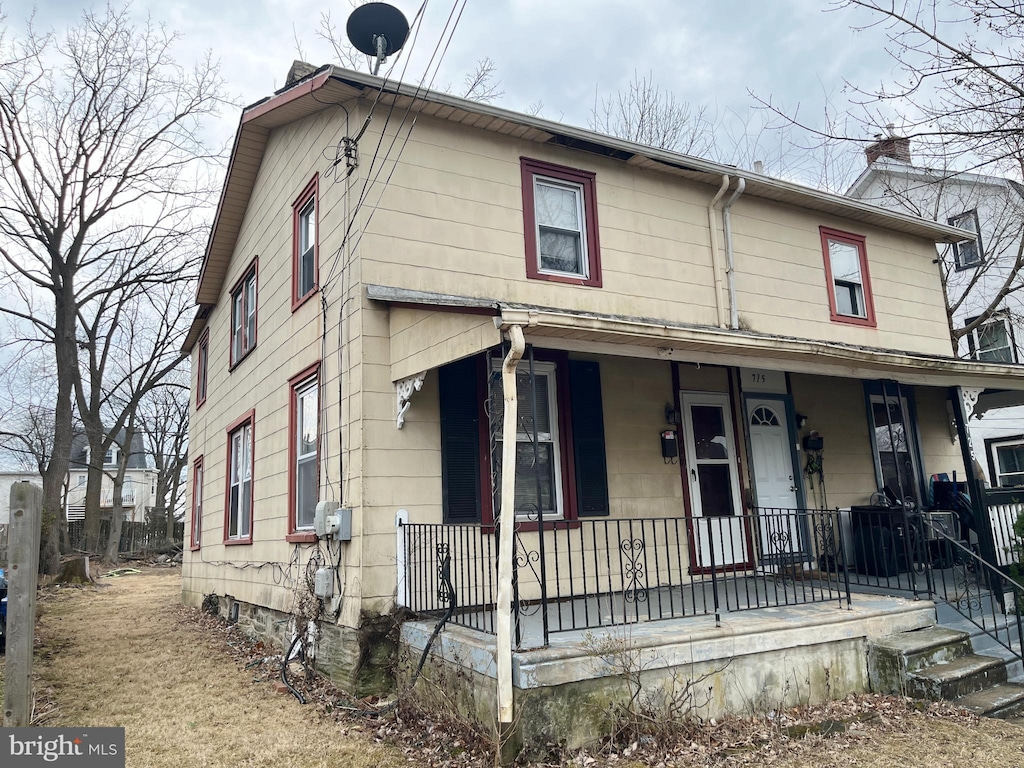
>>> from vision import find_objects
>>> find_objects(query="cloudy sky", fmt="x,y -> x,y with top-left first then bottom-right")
15,0 -> 908,187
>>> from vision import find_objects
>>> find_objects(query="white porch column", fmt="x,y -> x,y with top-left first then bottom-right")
495,325 -> 525,726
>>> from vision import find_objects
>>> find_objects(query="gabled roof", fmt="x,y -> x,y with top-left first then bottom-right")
846,157 -> 1021,202
185,66 -> 976,351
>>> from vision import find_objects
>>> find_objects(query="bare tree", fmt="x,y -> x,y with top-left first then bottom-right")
590,71 -> 719,158
0,4 -> 223,571
835,0 -> 1024,176
137,377 -> 189,543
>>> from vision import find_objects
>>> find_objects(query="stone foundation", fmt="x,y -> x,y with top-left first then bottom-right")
195,593 -> 394,696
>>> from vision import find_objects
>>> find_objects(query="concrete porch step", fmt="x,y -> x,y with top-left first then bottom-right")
907,653 -> 1007,700
956,682 -> 1024,718
869,627 -> 972,673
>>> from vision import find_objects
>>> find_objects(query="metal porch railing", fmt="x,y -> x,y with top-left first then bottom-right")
400,508 -> 851,649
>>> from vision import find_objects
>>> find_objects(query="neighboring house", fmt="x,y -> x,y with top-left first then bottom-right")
65,432 -> 158,523
181,64 -> 1024,735
847,135 -> 1024,488
0,471 -> 41,525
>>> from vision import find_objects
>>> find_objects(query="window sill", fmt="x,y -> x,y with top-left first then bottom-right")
528,270 -> 602,288
190,544 -> 201,552
829,312 -> 876,328
224,537 -> 253,546
291,287 -> 318,313
286,531 -> 318,544
480,519 -> 581,534
228,347 -> 255,372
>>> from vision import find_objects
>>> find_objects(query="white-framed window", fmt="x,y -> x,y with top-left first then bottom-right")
534,176 -> 589,278
227,418 -> 253,541
489,360 -> 564,519
990,439 -> 1024,488
77,474 -> 86,487
104,446 -> 117,466
949,210 -> 983,269
191,457 -> 203,548
296,199 -> 316,298
821,228 -> 874,324
293,376 -> 318,530
230,264 -> 257,366
966,314 -> 1016,363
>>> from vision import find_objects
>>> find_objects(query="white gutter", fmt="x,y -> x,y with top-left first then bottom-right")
495,325 -> 525,727
706,176 -> 730,329
723,177 -> 746,331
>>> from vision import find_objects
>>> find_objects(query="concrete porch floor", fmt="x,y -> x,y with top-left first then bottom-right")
400,593 -> 936,752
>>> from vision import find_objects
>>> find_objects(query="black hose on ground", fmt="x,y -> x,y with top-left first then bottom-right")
282,634 -> 307,704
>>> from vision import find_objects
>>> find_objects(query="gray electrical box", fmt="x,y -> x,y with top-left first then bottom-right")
337,507 -> 353,541
314,567 -> 334,599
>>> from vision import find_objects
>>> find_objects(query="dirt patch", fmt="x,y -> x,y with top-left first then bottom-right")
24,567 -> 1024,767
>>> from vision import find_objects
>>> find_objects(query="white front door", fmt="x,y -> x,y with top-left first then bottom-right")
746,397 -> 804,567
680,392 -> 748,569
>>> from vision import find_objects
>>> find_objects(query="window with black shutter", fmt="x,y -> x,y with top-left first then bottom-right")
439,357 -> 482,523
568,360 -> 609,516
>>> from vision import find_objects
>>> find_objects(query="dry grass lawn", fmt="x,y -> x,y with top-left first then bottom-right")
14,566 -> 1024,767
30,568 -> 404,768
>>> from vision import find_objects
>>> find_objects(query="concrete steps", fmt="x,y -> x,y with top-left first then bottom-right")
868,625 -> 1024,719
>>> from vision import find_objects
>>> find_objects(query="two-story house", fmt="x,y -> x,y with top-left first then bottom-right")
847,134 -> 1024,489
65,432 -> 158,525
182,64 -> 1024,740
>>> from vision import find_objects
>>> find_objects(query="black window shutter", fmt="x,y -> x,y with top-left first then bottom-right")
568,360 -> 610,517
439,357 -> 482,523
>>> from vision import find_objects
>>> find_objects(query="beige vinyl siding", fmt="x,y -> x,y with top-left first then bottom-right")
357,113 -> 953,358
390,307 -> 500,382
914,386 -> 967,481
184,105 -> 358,616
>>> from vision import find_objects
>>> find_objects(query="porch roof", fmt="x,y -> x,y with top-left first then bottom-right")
367,284 -> 1024,392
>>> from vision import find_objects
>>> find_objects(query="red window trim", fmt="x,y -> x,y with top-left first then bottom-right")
287,361 -> 321,542
520,157 -> 602,288
228,257 -> 259,370
196,329 -> 210,410
291,175 -> 319,312
477,349 -> 580,532
819,227 -> 876,328
190,455 -> 204,551
223,408 -> 255,545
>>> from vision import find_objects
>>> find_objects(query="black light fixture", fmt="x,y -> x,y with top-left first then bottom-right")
795,412 -> 808,430
665,403 -> 679,425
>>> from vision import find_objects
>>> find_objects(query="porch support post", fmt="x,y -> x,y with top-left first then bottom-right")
949,386 -> 994,562
496,325 -> 525,727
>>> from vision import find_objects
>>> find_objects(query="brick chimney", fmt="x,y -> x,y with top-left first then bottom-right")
285,60 -> 318,88
865,125 -> 911,165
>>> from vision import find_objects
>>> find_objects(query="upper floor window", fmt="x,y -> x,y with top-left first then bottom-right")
949,210 -> 983,269
820,227 -> 876,327
966,314 -> 1015,363
197,330 -> 209,408
289,364 -> 320,537
226,411 -> 254,543
292,176 -> 318,309
230,261 -> 257,367
104,446 -> 117,466
521,158 -> 602,287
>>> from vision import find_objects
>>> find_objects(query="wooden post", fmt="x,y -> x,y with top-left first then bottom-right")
3,481 -> 42,727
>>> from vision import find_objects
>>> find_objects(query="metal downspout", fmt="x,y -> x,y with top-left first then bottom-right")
723,177 -> 746,330
495,325 -> 525,727
707,175 -> 730,329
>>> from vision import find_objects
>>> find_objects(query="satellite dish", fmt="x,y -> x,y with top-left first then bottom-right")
346,3 -> 410,75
